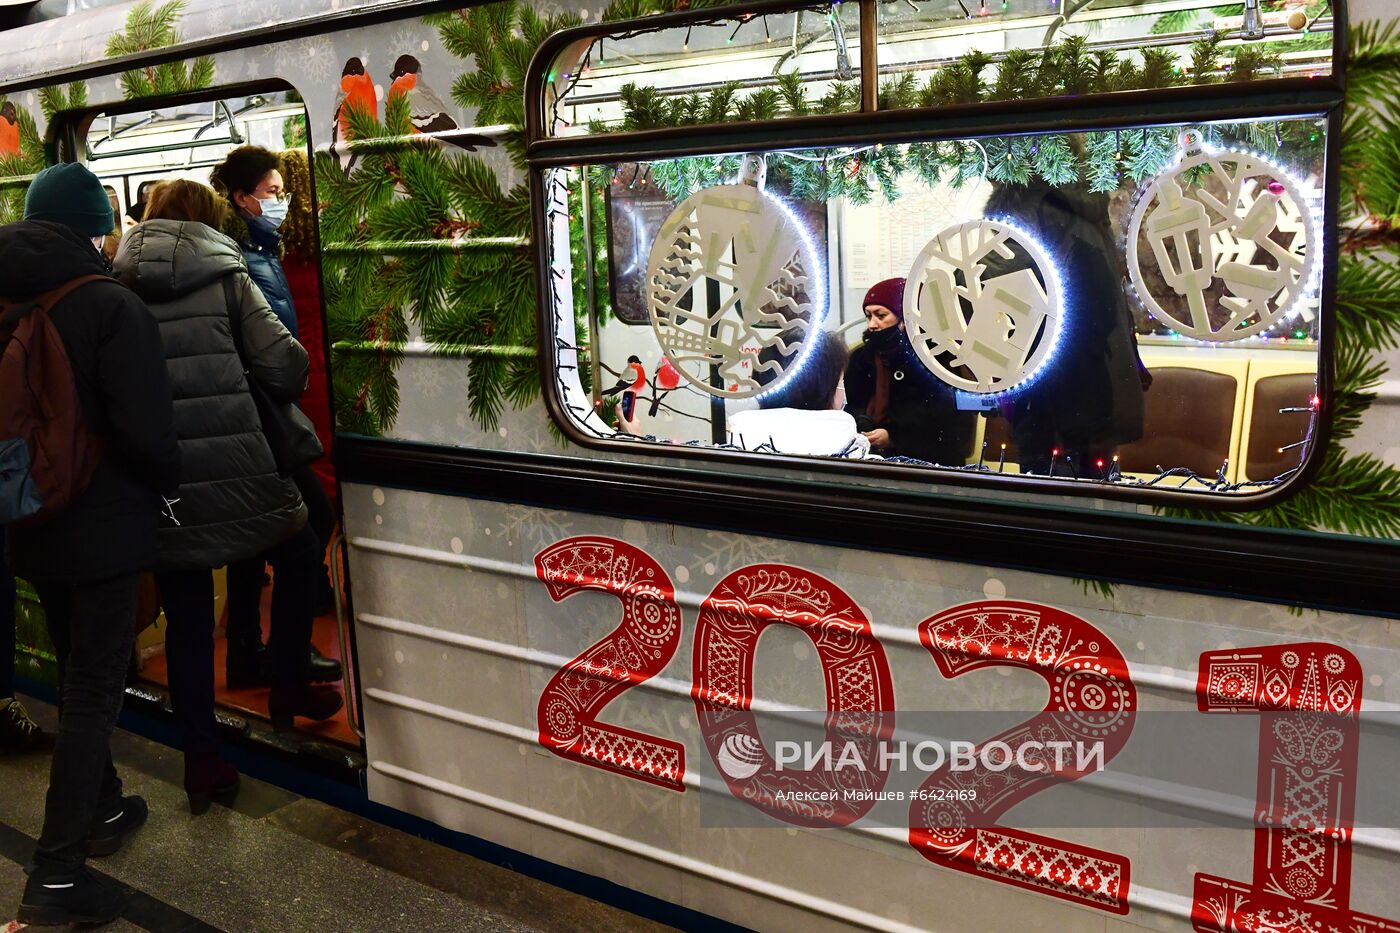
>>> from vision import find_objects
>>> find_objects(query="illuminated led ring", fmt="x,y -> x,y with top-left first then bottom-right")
1125,135 -> 1320,343
644,183 -> 826,400
903,219 -> 1064,395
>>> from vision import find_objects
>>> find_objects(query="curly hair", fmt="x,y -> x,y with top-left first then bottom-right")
277,148 -> 317,260
209,145 -> 281,201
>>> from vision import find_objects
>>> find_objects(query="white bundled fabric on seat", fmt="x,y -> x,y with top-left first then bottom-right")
727,408 -> 872,459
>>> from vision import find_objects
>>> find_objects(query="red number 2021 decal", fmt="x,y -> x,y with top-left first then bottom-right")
908,600 -> 1136,915
531,539 -> 1394,928
534,537 -> 685,790
1194,643 -> 1400,933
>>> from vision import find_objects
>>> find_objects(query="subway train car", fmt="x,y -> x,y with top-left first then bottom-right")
5,0 -> 1400,929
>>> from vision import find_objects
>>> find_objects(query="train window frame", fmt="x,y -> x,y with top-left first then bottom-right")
49,79 -> 303,163
523,0 -> 1347,512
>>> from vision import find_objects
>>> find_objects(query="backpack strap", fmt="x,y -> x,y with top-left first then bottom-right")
0,274 -> 114,346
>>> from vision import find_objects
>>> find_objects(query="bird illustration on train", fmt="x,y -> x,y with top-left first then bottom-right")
333,56 -> 378,144
329,54 -> 493,172
0,102 -> 19,159
386,55 -> 494,150
388,54 -> 457,136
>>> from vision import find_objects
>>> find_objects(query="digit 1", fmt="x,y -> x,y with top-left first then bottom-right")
693,564 -> 895,827
907,600 -> 1136,914
534,536 -> 685,790
1193,643 -> 1400,932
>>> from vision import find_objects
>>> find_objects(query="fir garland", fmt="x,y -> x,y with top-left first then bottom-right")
605,31 -> 1322,203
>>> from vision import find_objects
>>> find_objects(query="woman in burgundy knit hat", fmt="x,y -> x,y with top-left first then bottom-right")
842,277 -> 974,465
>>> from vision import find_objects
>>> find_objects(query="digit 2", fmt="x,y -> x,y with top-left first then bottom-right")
907,600 -> 1136,914
534,536 -> 685,790
1193,643 -> 1400,932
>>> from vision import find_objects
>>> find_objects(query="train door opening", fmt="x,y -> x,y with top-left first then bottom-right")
63,87 -> 358,751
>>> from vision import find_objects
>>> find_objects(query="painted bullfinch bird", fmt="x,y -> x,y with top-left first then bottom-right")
0,102 -> 20,160
330,57 -> 378,173
388,54 -> 460,135
334,57 -> 378,142
388,54 -> 494,151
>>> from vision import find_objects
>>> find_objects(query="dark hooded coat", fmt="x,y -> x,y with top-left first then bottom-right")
113,219 -> 307,570
0,220 -> 180,583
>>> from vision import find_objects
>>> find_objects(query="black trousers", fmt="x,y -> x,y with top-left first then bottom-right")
226,467 -> 333,650
157,524 -> 319,755
30,575 -> 137,873
1,536 -> 15,699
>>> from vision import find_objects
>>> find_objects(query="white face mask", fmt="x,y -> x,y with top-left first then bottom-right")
256,197 -> 289,228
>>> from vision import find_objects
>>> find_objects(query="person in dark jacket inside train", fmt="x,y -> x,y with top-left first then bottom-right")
211,147 -> 341,686
211,146 -> 296,335
843,277 -> 975,466
2,163 -> 181,927
113,180 -> 343,814
982,178 -> 1149,475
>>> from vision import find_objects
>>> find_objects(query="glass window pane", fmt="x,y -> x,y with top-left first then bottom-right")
544,112 -> 1328,502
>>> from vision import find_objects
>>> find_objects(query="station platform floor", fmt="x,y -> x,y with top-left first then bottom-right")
0,700 -> 673,933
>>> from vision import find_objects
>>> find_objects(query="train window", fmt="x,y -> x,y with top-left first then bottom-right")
81,89 -> 308,199
70,87 -> 314,296
540,1 -> 866,140
531,1 -> 1339,506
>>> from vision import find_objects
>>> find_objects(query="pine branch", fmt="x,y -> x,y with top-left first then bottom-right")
467,353 -> 508,431
776,72 -> 808,116
992,48 -> 1037,101
1034,135 -> 1078,186
1355,132 -> 1400,226
1335,255 -> 1400,352
1258,450 -> 1400,539
1137,49 -> 1179,91
1190,32 -> 1224,84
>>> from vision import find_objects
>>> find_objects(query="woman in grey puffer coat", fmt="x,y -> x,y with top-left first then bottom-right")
113,181 -> 342,813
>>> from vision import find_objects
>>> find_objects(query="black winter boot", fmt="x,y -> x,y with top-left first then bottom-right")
18,865 -> 125,926
87,795 -> 147,858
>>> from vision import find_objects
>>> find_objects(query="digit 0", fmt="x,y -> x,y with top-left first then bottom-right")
1193,643 -> 1399,932
907,600 -> 1136,914
534,536 -> 685,790
693,564 -> 895,827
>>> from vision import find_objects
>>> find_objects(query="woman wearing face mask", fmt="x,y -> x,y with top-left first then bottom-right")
843,278 -> 974,466
210,147 -> 342,696
210,147 -> 296,336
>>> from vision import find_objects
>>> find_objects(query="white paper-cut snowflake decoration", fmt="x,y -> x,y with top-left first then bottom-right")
903,219 -> 1061,394
645,183 -> 822,399
1126,132 -> 1318,342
